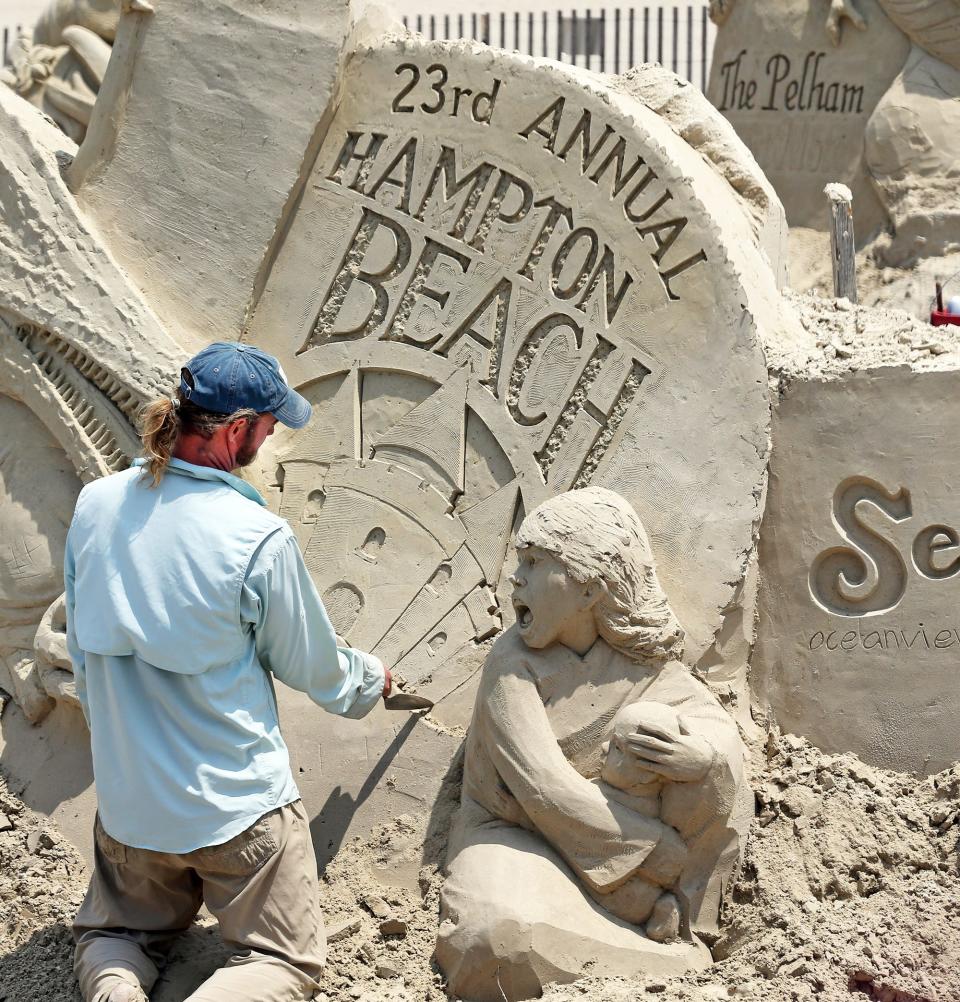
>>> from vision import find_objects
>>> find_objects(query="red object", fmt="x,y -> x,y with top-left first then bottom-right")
931,310 -> 960,327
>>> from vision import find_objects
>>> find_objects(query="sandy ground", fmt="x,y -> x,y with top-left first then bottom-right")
0,721 -> 958,1002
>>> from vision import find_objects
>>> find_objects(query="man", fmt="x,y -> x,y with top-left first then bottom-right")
65,342 -> 391,1002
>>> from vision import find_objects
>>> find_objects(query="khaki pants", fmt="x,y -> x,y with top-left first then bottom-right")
73,800 -> 325,1002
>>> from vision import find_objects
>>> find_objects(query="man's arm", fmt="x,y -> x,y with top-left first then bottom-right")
242,528 -> 388,718
63,523 -> 90,728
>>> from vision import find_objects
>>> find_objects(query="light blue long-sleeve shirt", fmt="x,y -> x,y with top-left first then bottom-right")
64,457 -> 385,853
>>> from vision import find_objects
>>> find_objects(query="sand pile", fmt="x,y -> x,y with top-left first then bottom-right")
311,730 -> 960,1002
0,771 -> 87,1001
539,732 -> 960,1002
1,728 -> 958,1002
764,290 -> 960,388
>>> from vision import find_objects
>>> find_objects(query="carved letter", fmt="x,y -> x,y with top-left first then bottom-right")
557,109 -> 615,175
367,137 -> 419,215
414,145 -> 496,240
300,208 -> 412,354
809,477 -> 912,617
518,97 -> 565,151
506,314 -> 582,426
550,227 -> 600,301
575,246 -> 635,326
534,340 -> 651,487
469,170 -> 534,251
519,197 -> 574,280
327,131 -> 388,191
438,277 -> 514,396
590,137 -> 648,198
660,249 -> 708,301
912,524 -> 960,581
385,237 -> 470,345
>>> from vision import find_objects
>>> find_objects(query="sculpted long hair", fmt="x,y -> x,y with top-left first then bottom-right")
515,486 -> 684,664
138,389 -> 258,487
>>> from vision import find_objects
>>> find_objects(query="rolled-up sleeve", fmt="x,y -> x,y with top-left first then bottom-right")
241,529 -> 385,718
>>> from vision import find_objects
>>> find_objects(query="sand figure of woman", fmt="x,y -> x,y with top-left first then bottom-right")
436,487 -> 751,1001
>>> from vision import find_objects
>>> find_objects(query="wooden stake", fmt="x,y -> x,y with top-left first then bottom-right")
824,183 -> 856,303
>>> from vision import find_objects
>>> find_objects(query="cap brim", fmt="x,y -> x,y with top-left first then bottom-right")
271,387 -> 313,429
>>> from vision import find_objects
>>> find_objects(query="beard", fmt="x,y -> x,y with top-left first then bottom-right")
235,424 -> 261,468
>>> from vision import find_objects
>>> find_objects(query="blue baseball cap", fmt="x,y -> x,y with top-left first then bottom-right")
180,342 -> 312,429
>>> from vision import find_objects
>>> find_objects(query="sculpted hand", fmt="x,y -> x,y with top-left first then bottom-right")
626,718 -> 715,783
826,0 -> 866,46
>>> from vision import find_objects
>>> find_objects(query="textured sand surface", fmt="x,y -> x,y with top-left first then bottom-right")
1,725 -> 958,1002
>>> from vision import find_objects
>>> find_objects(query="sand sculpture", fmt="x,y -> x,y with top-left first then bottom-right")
708,0 -> 960,263
0,0 -> 122,144
436,488 -> 750,999
1,1 -> 958,999
0,73 -> 181,727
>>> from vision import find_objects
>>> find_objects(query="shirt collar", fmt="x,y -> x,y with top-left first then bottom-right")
131,457 -> 268,506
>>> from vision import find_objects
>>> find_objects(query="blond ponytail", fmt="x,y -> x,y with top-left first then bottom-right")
137,390 -> 260,486
139,396 -> 181,486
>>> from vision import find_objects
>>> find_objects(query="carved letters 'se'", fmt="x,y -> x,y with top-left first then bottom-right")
809,477 -> 960,617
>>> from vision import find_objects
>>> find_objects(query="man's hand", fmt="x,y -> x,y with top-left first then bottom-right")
626,718 -> 715,783
382,667 -> 393,699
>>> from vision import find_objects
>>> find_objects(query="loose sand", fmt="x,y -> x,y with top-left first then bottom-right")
1,724 -> 957,1002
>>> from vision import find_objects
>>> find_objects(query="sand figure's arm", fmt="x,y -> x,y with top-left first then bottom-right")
478,663 -> 687,893
638,677 -> 747,831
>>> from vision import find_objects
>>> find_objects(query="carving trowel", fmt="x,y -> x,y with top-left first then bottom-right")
383,691 -> 434,712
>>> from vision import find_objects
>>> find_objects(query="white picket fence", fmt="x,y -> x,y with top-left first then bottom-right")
4,6 -> 717,90
401,5 -> 716,90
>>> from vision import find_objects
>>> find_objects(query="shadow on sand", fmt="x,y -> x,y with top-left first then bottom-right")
309,712 -> 421,871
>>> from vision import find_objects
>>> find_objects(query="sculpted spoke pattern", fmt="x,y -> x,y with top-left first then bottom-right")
275,364 -> 514,693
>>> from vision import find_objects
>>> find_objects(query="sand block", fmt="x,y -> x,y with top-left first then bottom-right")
755,366 -> 960,774
68,0 -> 352,348
707,0 -> 909,235
243,26 -> 786,713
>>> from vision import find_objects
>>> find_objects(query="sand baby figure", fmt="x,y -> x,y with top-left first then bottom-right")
598,701 -> 716,942
436,487 -> 751,1002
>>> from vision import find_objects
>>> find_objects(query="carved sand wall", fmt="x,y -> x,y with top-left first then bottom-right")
707,0 -> 909,239
243,31 -> 781,686
68,0 -> 353,348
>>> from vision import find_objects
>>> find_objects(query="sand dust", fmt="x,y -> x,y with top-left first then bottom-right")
1,725 -> 958,1002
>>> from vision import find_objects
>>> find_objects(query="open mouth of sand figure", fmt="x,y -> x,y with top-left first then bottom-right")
514,602 -> 533,628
